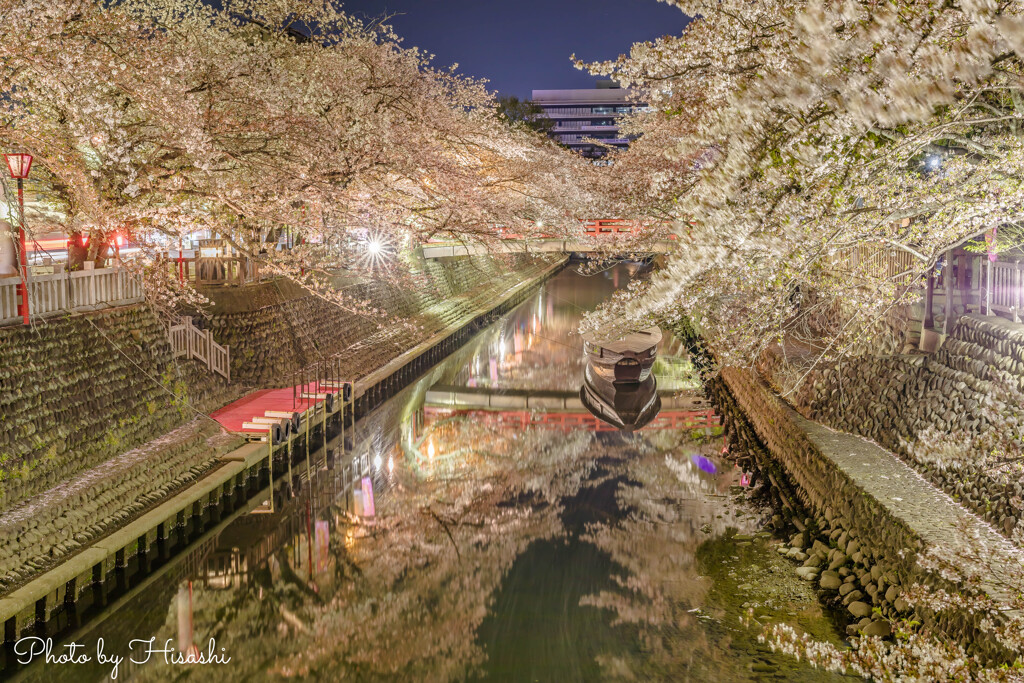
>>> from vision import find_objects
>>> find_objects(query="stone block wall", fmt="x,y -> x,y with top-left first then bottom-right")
0,253 -> 557,593
209,254 -> 557,389
0,420 -> 241,592
792,314 -> 1024,537
710,364 -> 1007,656
0,307 -> 193,510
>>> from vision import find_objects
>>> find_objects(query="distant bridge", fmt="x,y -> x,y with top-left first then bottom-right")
421,219 -> 677,259
421,239 -> 675,259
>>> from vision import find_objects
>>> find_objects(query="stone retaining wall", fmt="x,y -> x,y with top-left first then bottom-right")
671,318 -> 1011,656
0,421 -> 241,593
0,253 -> 559,595
792,314 -> 1024,540
208,254 -> 557,389
710,365 -> 1008,656
0,307 -> 190,510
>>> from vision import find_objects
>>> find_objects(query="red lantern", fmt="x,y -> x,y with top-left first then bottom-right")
4,152 -> 32,325
80,234 -> 90,248
3,153 -> 32,180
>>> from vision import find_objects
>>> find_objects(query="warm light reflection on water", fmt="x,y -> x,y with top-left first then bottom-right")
13,263 -> 845,683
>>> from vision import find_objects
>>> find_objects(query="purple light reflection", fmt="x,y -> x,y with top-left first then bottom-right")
690,454 -> 717,474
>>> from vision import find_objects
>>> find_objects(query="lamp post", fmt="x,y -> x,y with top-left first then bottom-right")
4,153 -> 32,325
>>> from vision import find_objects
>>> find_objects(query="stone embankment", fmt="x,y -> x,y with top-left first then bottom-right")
0,307 -> 193,510
0,253 -> 561,600
673,317 -> 1023,658
791,314 -> 1024,542
207,254 -> 557,389
0,421 -> 241,593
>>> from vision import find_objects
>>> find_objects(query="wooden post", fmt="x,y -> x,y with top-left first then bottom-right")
206,329 -> 214,372
923,268 -> 935,330
943,250 -> 954,336
1016,265 -> 1023,323
268,427 -> 275,514
986,256 -> 993,317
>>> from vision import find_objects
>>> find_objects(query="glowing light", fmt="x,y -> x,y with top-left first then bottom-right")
357,230 -> 394,271
925,155 -> 941,171
373,454 -> 382,469
387,456 -> 394,473
427,439 -> 435,460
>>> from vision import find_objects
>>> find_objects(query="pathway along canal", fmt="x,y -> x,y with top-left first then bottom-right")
6,263 -> 846,682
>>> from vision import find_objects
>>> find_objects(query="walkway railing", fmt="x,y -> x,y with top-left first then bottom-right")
164,251 -> 267,287
839,244 -> 919,285
0,266 -> 143,326
169,316 -> 231,381
989,260 -> 1024,320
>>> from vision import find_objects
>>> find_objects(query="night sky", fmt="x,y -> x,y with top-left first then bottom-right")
340,0 -> 691,98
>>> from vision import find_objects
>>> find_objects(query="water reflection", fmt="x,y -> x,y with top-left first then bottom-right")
579,366 -> 662,432
11,263 -> 844,683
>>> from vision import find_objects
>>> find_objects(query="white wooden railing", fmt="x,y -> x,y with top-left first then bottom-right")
168,316 -> 231,381
835,244 -> 920,285
989,260 -> 1024,321
0,265 -> 143,326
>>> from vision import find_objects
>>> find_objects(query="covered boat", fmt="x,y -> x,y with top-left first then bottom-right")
581,326 -> 662,384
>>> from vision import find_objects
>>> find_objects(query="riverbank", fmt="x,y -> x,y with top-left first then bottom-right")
0,254 -> 565,643
672,317 -> 1024,661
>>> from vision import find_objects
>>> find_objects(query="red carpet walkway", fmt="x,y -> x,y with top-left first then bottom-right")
210,382 -> 339,436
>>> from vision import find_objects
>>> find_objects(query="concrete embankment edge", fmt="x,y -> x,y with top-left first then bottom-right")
713,363 -> 1022,658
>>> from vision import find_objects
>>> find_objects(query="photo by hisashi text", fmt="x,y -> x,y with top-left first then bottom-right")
13,636 -> 231,680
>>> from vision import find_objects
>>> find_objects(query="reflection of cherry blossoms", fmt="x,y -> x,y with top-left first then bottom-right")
132,425 -> 597,682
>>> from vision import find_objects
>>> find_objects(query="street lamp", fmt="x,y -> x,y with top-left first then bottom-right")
4,152 -> 33,325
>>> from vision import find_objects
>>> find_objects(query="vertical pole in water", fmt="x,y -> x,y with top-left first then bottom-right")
322,389 -> 328,468
268,427 -> 275,513
305,399 -> 312,487
287,424 -> 293,497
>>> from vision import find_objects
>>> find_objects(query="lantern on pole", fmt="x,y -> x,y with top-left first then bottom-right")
4,153 -> 33,325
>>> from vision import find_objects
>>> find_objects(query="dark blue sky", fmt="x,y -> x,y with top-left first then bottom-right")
341,0 -> 690,98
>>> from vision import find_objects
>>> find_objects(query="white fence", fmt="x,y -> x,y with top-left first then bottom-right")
0,266 -> 143,326
989,260 -> 1024,321
169,316 -> 231,381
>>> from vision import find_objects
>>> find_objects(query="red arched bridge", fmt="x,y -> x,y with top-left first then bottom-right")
421,219 -> 677,259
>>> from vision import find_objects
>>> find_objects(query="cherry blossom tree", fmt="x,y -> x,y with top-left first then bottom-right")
0,0 -> 600,315
579,0 -> 1024,366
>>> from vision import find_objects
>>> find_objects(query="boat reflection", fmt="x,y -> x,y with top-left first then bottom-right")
579,363 -> 662,432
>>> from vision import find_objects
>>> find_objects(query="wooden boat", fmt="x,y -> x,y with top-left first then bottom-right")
581,326 -> 662,383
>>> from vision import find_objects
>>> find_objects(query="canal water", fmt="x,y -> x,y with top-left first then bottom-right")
8,263 -> 846,682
